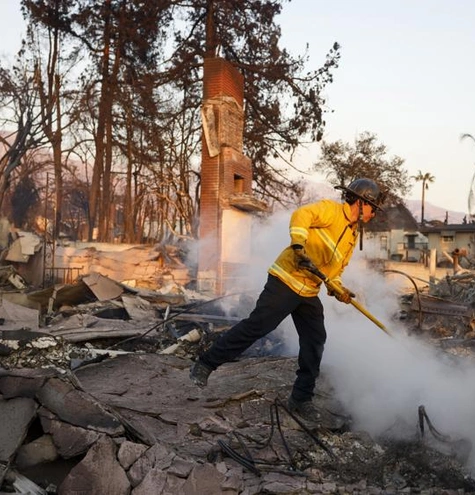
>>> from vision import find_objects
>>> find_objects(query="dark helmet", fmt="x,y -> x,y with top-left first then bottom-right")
335,178 -> 385,211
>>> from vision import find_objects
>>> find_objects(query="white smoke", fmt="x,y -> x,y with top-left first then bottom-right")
321,257 -> 475,470
242,210 -> 475,471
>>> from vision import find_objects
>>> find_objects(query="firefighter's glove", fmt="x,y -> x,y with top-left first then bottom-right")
326,283 -> 355,304
292,244 -> 311,269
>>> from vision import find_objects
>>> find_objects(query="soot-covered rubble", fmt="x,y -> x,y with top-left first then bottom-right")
2,260 -> 475,493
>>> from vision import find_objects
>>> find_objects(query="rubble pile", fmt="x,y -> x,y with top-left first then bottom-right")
428,271 -> 475,304
2,260 -> 475,493
397,271 -> 475,359
2,356 -> 475,494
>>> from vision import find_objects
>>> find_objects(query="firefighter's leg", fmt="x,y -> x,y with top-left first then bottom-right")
290,296 -> 326,403
200,274 -> 300,369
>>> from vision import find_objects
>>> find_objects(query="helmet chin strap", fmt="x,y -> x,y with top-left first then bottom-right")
358,201 -> 364,250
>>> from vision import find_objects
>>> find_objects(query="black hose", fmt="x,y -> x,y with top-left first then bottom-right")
274,398 -> 337,461
418,405 -> 452,443
217,397 -> 337,476
217,439 -> 261,476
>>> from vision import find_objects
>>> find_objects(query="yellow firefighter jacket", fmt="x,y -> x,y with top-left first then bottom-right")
268,199 -> 358,297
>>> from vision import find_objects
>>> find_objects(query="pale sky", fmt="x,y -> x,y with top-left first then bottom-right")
279,0 -> 475,215
1,1 -> 474,214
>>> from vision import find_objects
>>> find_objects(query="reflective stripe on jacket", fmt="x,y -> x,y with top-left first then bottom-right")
268,199 -> 358,297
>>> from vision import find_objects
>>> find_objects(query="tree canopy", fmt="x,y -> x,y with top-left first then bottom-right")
314,131 -> 412,207
168,0 -> 341,201
0,0 -> 342,242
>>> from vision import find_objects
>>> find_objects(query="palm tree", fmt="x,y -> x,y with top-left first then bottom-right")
411,170 -> 435,224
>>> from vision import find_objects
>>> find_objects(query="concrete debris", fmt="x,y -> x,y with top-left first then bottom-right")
0,265 -> 28,290
58,436 -> 130,495
82,272 -> 126,302
53,242 -> 190,290
5,231 -> 42,264
1,357 -> 474,494
15,434 -> 58,469
160,329 -> 201,355
0,298 -> 40,331
0,396 -> 37,463
7,471 -> 48,494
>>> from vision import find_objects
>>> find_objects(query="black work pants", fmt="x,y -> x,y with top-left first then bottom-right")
200,274 -> 327,402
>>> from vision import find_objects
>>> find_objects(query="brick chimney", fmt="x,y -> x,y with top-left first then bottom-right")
198,58 -> 267,295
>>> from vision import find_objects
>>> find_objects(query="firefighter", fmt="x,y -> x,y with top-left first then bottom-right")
190,178 -> 385,422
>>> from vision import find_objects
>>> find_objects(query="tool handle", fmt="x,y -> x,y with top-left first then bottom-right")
299,260 -> 392,337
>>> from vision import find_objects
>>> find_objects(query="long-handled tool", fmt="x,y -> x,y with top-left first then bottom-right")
301,261 -> 393,337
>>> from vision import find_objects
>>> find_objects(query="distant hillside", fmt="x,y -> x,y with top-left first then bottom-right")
405,199 -> 466,224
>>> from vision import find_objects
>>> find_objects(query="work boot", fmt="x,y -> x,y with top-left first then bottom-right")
189,360 -> 213,388
287,396 -> 321,422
